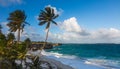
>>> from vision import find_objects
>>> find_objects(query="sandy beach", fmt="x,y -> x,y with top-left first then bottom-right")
27,50 -> 105,69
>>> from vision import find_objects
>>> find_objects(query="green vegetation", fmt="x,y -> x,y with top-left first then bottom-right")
0,6 -> 59,69
7,33 -> 15,46
24,38 -> 31,50
0,28 -> 28,68
38,6 -> 59,49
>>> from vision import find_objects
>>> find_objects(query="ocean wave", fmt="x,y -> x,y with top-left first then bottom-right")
42,50 -> 77,59
42,50 -> 107,69
87,58 -> 120,69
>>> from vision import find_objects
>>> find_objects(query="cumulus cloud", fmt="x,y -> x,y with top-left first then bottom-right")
0,0 -> 23,6
61,17 -> 82,32
48,17 -> 120,43
60,17 -> 89,35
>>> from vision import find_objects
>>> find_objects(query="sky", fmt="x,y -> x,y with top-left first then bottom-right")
0,0 -> 120,43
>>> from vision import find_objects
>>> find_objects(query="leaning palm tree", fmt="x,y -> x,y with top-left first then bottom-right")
7,10 -> 29,44
38,6 -> 59,49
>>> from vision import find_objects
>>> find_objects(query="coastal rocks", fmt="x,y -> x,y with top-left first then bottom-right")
0,60 -> 12,69
29,43 -> 62,50
29,43 -> 53,50
44,44 -> 53,49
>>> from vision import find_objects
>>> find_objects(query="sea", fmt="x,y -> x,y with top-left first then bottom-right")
44,44 -> 120,69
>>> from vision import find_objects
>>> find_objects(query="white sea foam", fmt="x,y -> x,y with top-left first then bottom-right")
42,50 -> 106,69
87,59 -> 120,69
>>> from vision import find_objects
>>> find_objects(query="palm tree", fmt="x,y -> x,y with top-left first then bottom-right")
7,10 -> 29,44
38,7 -> 59,49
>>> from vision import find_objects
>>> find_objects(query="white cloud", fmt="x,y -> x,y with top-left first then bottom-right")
46,5 -> 63,15
61,17 -> 82,32
48,17 -> 120,43
60,17 -> 89,36
0,22 -> 9,34
0,0 -> 23,6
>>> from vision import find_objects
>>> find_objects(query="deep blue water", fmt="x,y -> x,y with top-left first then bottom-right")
46,44 -> 120,68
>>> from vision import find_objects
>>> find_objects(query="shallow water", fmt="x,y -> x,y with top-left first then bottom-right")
46,44 -> 120,69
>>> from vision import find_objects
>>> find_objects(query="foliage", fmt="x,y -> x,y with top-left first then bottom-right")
7,33 -> 15,46
7,10 -> 29,43
0,33 -> 7,47
24,38 -> 31,49
38,6 -> 59,29
0,32 -> 27,69
0,7 -> 60,69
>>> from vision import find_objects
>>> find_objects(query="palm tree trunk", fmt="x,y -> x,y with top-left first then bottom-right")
17,28 -> 20,44
42,27 -> 50,50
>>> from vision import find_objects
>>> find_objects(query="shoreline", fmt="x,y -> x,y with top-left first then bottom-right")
42,55 -> 104,69
27,50 -> 74,69
28,50 -> 105,69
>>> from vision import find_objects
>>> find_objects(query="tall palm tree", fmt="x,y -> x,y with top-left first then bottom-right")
7,10 -> 29,44
38,7 -> 59,49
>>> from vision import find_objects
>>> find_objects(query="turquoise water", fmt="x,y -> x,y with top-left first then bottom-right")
46,44 -> 120,69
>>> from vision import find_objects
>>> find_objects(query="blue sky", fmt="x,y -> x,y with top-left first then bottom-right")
0,0 -> 120,43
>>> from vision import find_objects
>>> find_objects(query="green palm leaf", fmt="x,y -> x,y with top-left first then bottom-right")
46,22 -> 50,29
39,21 -> 46,25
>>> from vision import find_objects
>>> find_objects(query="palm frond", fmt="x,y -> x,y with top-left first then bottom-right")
53,14 -> 59,19
52,20 -> 57,25
25,22 -> 30,25
38,17 -> 46,20
7,10 -> 28,33
51,9 -> 55,17
46,22 -> 50,29
39,21 -> 46,26
39,10 -> 47,18
21,24 -> 25,29
45,7 -> 51,15
38,6 -> 59,32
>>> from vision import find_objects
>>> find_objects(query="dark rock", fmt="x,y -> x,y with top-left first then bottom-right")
44,44 -> 53,49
